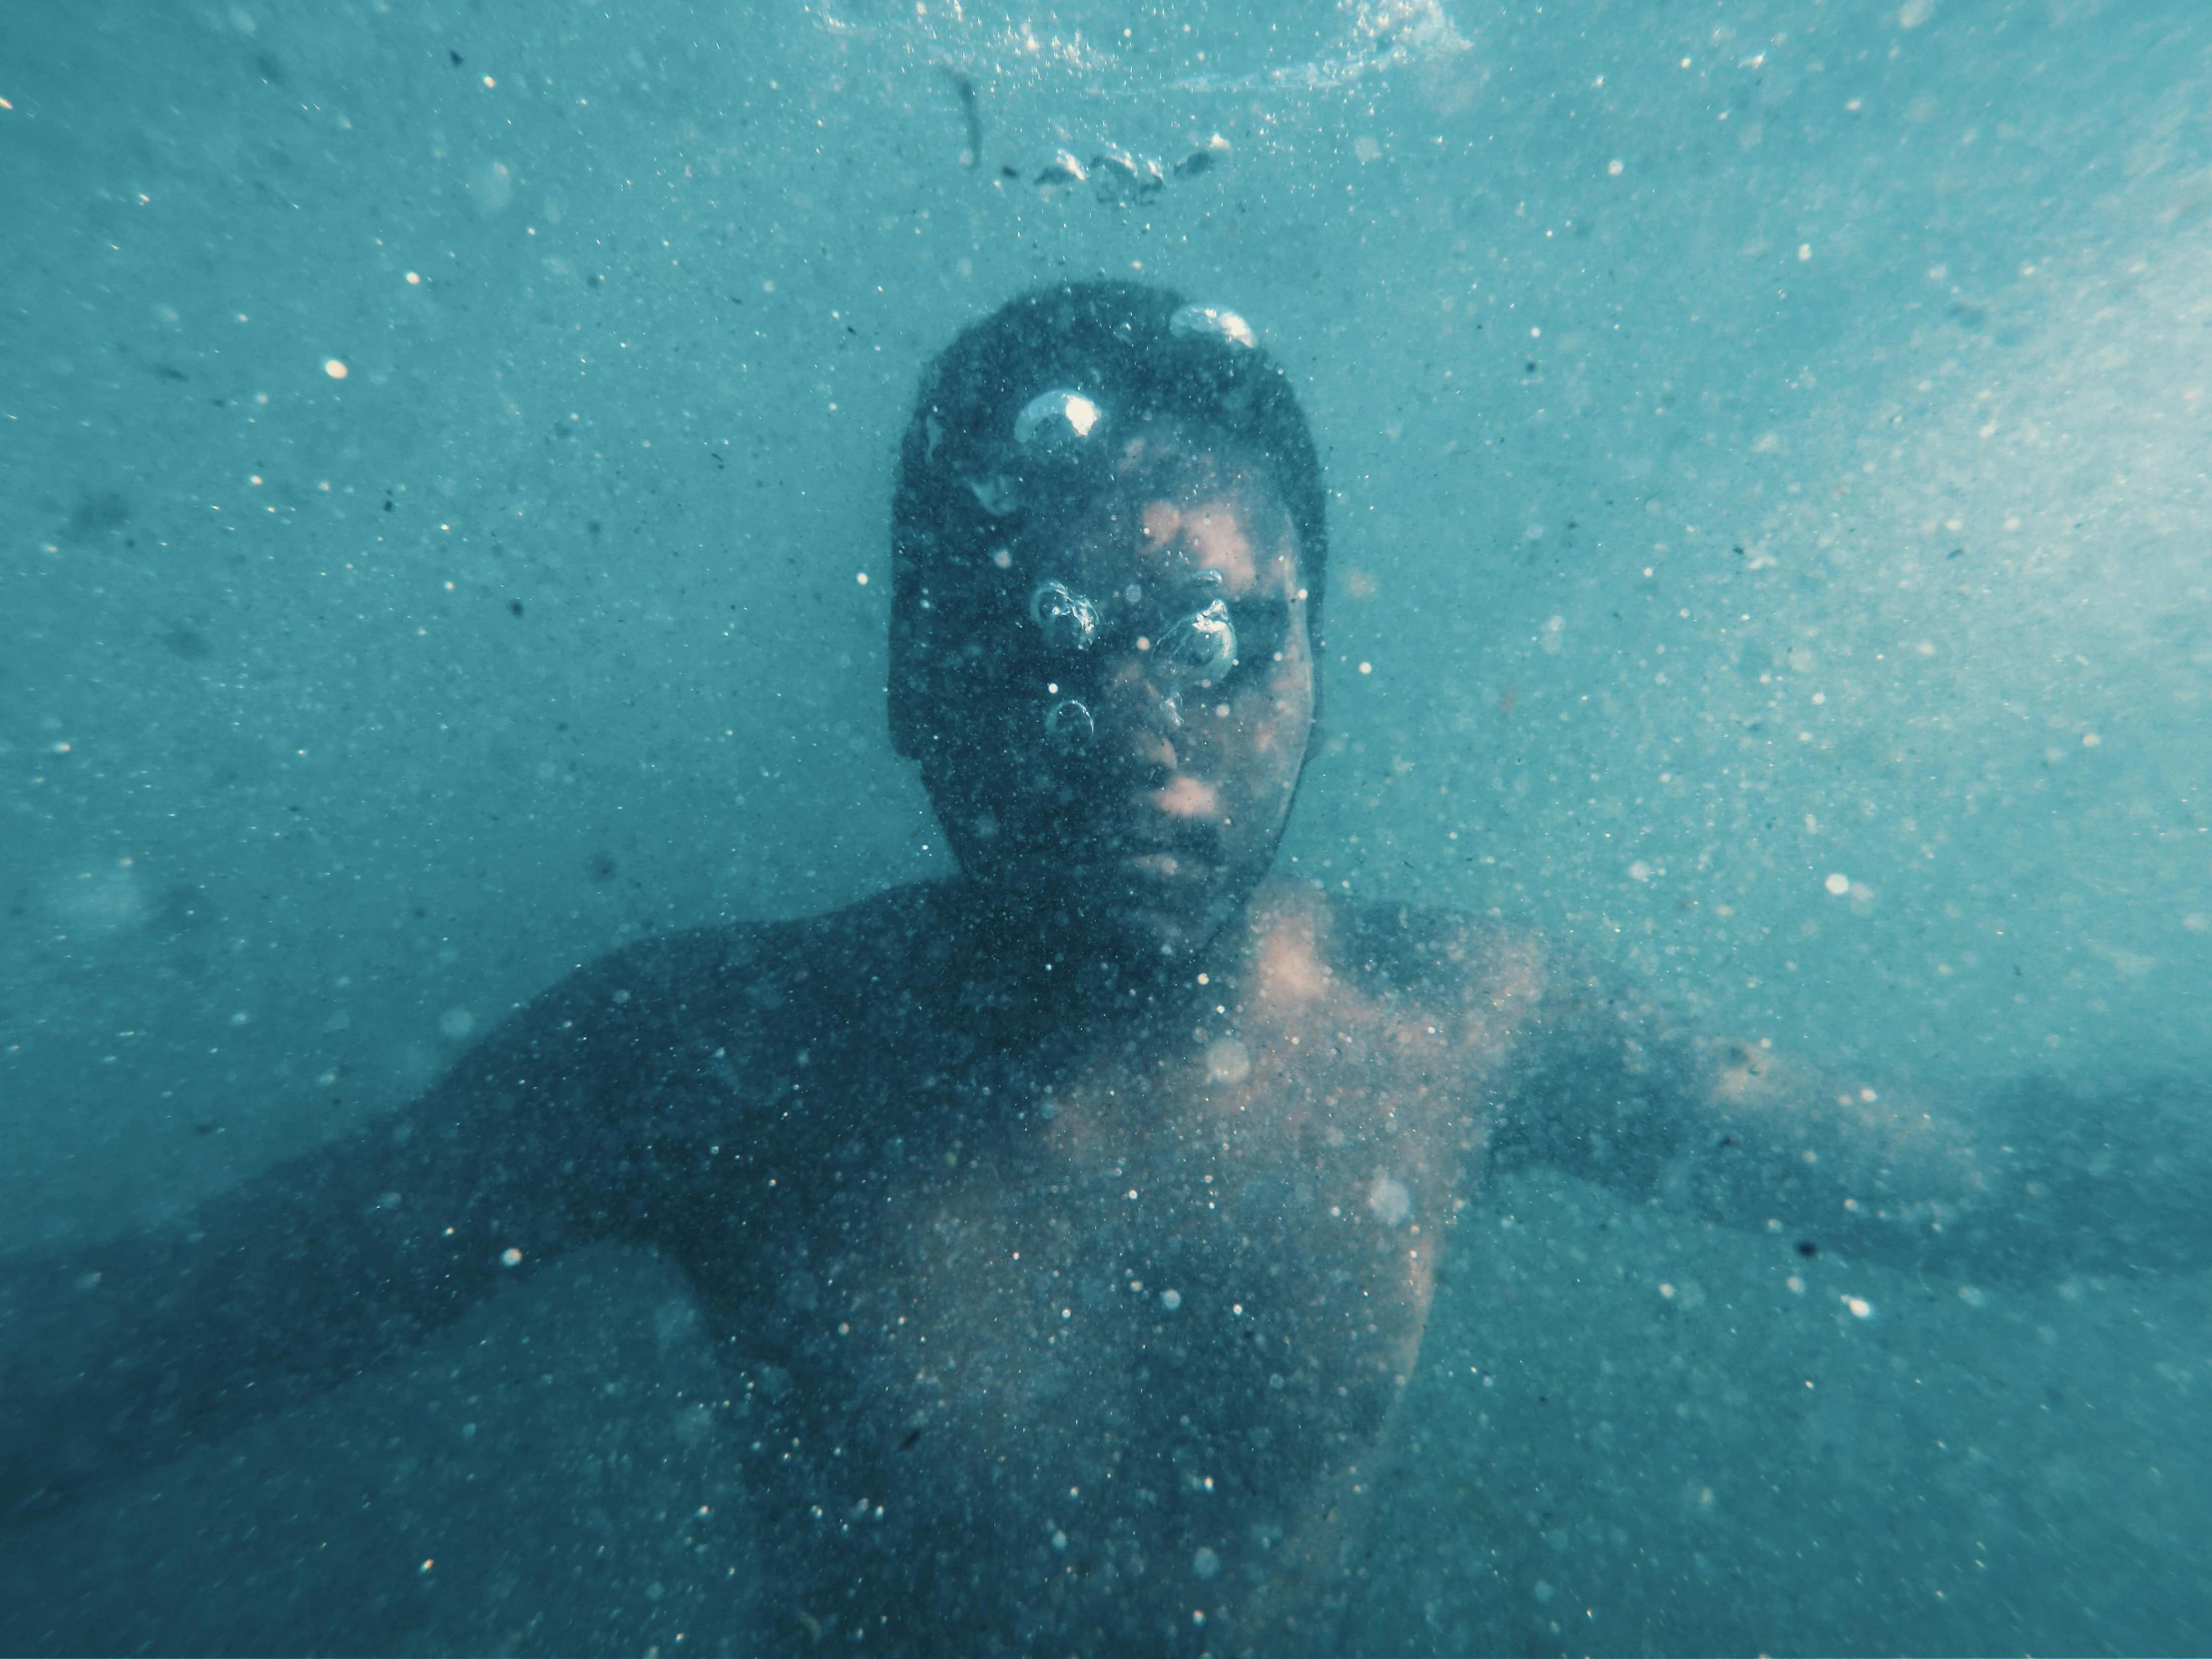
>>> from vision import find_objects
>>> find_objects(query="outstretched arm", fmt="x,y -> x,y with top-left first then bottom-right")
1486,945 -> 2212,1284
0,941 -> 672,1524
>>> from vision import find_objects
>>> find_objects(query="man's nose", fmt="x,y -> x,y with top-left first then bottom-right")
1099,657 -> 1182,784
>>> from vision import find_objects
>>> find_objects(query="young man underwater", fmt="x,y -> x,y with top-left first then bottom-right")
4,281 -> 2206,1655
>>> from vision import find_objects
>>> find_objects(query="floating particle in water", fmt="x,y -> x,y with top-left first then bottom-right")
1367,1173 -> 1412,1227
1205,1037 -> 1251,1084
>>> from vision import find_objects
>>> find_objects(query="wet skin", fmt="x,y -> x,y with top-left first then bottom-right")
915,421 -> 1318,962
5,443 -> 2207,1654
703,439 -> 1490,1647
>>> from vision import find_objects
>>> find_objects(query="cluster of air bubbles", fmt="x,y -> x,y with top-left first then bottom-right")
1029,580 -> 1100,653
1014,387 -> 1104,452
1024,135 -> 1229,202
1169,303 -> 1259,350
1043,697 -> 1095,751
1154,599 -> 1238,685
817,0 -> 1471,106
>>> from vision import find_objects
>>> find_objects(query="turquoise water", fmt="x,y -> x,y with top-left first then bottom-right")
4,0 -> 2210,1651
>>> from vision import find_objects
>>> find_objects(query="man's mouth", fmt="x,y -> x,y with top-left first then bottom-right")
1004,830 -> 1221,904
1106,815 -> 1224,877
977,780 -> 1232,900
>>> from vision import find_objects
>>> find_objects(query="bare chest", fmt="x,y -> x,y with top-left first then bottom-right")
909,1026 -> 1470,1395
681,892 -> 1542,1640
731,1012 -> 1484,1545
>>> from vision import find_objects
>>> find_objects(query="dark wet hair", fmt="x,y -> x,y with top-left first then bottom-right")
887,280 -> 1328,758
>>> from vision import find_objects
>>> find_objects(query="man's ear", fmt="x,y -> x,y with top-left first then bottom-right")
886,644 -> 932,759
888,695 -> 921,760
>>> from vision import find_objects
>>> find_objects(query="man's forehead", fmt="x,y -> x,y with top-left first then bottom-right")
1138,498 -> 1275,593
1047,434 -> 1300,593
1051,488 -> 1293,597
1109,421 -> 1257,492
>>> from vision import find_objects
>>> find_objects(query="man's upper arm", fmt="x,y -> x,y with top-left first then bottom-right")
0,939 -> 673,1522
1482,940 -> 2212,1283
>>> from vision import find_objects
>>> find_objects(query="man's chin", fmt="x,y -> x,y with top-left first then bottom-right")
1092,890 -> 1229,960
967,858 -> 1243,962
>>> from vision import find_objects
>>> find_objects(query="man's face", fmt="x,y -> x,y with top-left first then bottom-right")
919,420 -> 1317,960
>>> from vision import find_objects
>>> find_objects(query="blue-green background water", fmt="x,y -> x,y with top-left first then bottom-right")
4,0 -> 2210,1650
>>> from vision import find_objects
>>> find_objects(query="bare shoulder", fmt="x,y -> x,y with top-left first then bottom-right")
1252,882 -> 1556,1034
565,882 -> 963,1053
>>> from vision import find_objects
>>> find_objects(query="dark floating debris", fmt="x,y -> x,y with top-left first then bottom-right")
943,67 -> 982,170
1022,134 -> 1227,204
66,491 -> 131,540
1175,133 -> 1232,177
1032,148 -> 1088,190
1090,144 -> 1166,201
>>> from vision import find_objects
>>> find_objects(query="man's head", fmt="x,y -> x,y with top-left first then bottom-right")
889,282 -> 1329,960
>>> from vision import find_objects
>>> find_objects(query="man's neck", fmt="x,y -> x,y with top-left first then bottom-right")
932,874 -> 1244,1028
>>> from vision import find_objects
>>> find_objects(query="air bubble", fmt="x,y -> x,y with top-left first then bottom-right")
1043,698 -> 1095,750
1090,145 -> 1166,201
1029,581 -> 1099,653
1032,150 -> 1088,188
1014,387 -> 1104,450
1169,303 -> 1259,348
1154,600 -> 1238,685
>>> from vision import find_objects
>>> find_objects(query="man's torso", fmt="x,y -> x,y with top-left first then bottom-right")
585,880 -> 1548,1650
